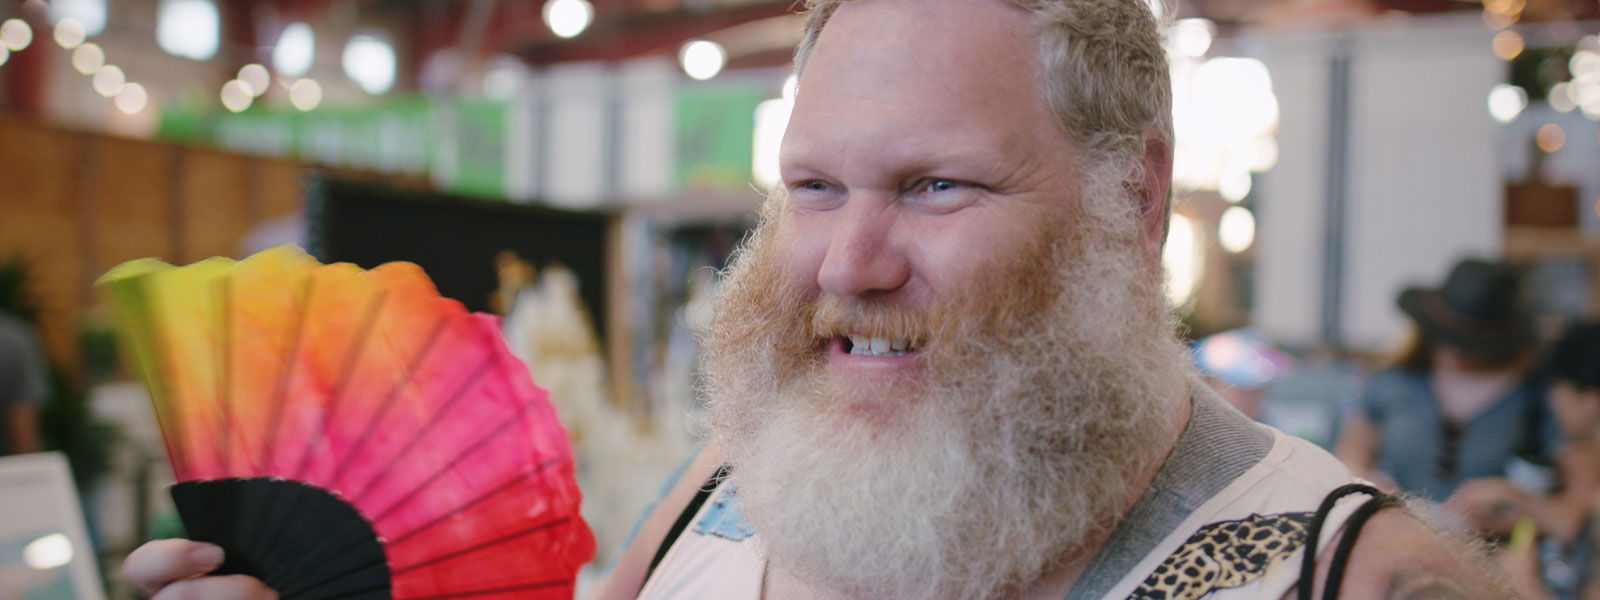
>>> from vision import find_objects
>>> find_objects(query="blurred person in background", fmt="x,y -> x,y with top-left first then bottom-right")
1463,322 -> 1600,599
0,308 -> 46,455
1192,329 -> 1291,421
1336,258 -> 1554,506
1192,330 -> 1350,448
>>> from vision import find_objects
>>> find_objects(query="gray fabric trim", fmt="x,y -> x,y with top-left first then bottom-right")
1063,382 -> 1275,600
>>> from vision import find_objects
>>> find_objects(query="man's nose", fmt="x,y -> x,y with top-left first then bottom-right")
816,198 -> 910,298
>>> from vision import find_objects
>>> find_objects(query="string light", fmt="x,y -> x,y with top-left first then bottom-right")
1,19 -> 33,51
115,82 -> 148,114
54,18 -> 86,49
238,63 -> 270,96
71,42 -> 104,74
289,78 -> 322,111
92,64 -> 125,97
221,79 -> 253,112
1550,83 -> 1576,113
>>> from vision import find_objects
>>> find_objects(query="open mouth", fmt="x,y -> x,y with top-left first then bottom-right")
842,334 -> 918,358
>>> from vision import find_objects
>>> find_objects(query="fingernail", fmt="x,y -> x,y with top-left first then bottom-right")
189,544 -> 224,568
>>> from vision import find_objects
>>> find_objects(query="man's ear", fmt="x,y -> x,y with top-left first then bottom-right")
1138,127 -> 1173,266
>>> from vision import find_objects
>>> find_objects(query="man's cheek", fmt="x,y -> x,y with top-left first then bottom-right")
771,221 -> 831,291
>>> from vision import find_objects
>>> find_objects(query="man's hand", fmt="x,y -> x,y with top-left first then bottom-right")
121,539 -> 277,600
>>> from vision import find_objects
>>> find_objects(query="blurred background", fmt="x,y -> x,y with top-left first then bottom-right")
0,0 -> 1597,598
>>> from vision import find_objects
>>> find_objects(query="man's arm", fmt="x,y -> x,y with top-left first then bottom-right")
1291,507 -> 1515,600
589,440 -> 726,600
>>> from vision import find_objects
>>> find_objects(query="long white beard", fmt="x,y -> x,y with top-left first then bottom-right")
704,179 -> 1191,600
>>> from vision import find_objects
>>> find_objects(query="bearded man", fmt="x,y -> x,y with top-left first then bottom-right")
124,0 -> 1513,598
593,1 -> 1512,598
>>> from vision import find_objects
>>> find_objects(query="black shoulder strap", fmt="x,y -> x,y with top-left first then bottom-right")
642,464 -> 730,587
1297,483 -> 1401,600
1517,379 -> 1547,459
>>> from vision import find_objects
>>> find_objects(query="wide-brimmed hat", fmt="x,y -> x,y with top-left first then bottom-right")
1397,259 -> 1535,358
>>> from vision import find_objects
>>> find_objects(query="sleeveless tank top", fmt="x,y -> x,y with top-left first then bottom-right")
639,384 -> 1376,600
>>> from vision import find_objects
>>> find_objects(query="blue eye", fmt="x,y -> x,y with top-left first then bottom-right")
800,181 -> 830,192
925,180 -> 959,192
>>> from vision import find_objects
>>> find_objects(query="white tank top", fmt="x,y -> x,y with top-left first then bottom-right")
638,386 -> 1372,600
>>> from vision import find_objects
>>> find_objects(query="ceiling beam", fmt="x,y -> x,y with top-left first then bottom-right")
507,0 -> 800,65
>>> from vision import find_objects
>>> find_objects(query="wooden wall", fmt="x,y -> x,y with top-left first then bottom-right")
0,113 -> 305,373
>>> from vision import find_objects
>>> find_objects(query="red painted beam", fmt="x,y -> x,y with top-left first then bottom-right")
507,0 -> 800,65
2,4 -> 49,116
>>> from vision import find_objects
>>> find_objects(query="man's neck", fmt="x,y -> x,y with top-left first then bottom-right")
1015,384 -> 1194,600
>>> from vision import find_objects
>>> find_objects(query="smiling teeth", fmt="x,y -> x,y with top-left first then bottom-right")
848,335 -> 914,357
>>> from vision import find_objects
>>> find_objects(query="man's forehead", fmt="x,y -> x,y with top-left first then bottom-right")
783,0 -> 1062,174
806,0 -> 1038,80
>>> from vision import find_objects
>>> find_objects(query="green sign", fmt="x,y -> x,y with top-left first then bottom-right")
439,99 -> 509,199
675,83 -> 764,189
159,98 -> 440,177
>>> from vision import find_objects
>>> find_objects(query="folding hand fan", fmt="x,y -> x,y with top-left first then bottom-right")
99,246 -> 595,600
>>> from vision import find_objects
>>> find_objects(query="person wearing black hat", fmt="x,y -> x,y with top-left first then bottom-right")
1336,258 -> 1555,507
1452,321 -> 1600,599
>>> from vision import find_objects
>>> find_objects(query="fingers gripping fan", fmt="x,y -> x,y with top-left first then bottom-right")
99,246 -> 595,599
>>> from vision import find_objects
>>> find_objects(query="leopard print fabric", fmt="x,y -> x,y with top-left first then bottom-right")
1130,512 -> 1314,600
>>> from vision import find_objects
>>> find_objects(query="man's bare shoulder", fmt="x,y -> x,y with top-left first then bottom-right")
1291,506 -> 1515,600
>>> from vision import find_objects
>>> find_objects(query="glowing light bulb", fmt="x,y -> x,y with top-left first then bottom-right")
289,78 -> 322,111
342,33 -> 397,95
92,65 -> 125,97
221,79 -> 253,112
1218,206 -> 1256,254
1172,18 -> 1214,58
1,18 -> 33,51
72,42 -> 104,74
1219,168 -> 1253,202
1487,84 -> 1527,123
238,63 -> 270,96
156,0 -> 220,60
273,22 -> 314,77
542,0 -> 593,39
1551,83 -> 1576,113
115,82 -> 148,114
54,18 -> 86,49
680,40 -> 726,81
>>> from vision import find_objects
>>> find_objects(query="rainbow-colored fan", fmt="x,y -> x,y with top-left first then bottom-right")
99,246 -> 595,599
